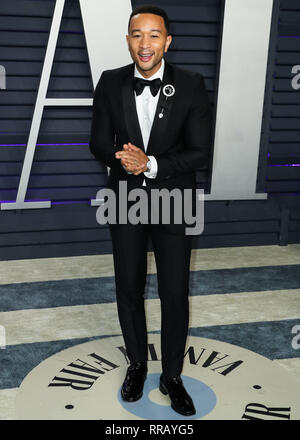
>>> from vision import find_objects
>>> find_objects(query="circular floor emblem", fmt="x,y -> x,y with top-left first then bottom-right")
118,374 -> 216,420
15,335 -> 300,420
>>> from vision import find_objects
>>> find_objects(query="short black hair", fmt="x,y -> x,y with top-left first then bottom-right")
128,4 -> 170,35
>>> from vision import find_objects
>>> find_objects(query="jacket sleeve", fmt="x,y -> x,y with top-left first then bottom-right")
89,72 -> 121,169
155,74 -> 213,181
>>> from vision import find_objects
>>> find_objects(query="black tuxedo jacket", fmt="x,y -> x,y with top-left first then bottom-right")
89,59 -> 212,232
90,58 -> 212,188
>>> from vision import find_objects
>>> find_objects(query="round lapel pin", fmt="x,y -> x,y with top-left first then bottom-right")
163,84 -> 175,98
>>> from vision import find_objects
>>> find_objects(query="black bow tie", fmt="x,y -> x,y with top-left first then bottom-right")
133,77 -> 162,97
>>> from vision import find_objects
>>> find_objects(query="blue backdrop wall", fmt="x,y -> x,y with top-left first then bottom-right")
0,0 -> 299,260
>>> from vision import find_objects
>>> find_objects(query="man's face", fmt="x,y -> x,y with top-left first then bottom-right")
126,13 -> 172,78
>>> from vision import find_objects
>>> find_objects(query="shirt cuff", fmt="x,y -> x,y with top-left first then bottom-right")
144,155 -> 158,179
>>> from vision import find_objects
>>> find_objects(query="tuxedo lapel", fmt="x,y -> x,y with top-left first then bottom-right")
121,60 -> 175,155
122,63 -> 145,152
147,60 -> 175,155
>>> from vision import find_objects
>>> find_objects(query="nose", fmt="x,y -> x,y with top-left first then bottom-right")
139,35 -> 151,49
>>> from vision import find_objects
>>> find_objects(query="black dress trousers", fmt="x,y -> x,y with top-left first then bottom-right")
109,186 -> 193,379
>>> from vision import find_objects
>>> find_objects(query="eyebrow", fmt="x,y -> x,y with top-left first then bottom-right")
131,29 -> 162,33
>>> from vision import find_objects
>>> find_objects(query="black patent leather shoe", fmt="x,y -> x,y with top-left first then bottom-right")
159,374 -> 196,416
121,362 -> 147,402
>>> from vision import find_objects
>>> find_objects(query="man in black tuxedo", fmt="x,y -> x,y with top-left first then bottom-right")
89,4 -> 212,416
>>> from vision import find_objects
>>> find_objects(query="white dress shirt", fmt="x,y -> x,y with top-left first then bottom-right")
125,58 -> 164,186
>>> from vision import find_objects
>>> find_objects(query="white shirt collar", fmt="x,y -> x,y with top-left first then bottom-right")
134,57 -> 165,81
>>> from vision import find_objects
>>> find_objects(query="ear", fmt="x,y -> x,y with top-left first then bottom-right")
164,34 -> 172,53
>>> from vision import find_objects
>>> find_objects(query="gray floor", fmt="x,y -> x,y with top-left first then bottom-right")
0,244 -> 300,419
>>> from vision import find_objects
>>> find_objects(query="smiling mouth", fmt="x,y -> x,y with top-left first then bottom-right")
138,53 -> 153,62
